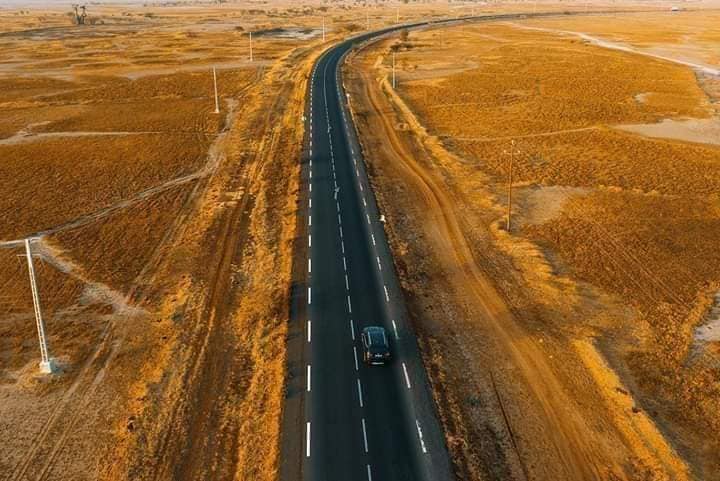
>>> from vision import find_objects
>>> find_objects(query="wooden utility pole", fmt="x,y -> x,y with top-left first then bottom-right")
212,67 -> 220,114
506,140 -> 515,232
392,51 -> 396,89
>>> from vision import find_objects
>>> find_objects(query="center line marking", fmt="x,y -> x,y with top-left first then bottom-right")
402,362 -> 412,389
307,364 -> 312,392
343,257 -> 347,271
366,214 -> 371,224
376,256 -> 382,271
307,320 -> 312,343
347,295 -> 352,313
357,378 -> 364,407
366,464 -> 372,481
341,240 -> 345,254
353,346 -> 359,370
362,418 -> 369,453
345,274 -> 349,290
371,234 -> 376,246
384,286 -> 390,302
391,320 -> 399,340
308,234 -> 312,247
308,287 -> 312,305
350,318 -> 356,340
308,258 -> 312,273
309,215 -> 312,226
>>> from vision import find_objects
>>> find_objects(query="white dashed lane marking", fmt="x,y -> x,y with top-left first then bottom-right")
402,362 -> 412,389
362,418 -> 369,453
416,420 -> 428,454
306,422 -> 311,458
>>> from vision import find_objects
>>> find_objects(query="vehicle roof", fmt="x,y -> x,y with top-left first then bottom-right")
363,326 -> 387,346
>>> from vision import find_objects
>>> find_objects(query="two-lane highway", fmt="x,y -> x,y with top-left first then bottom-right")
283,26 -> 456,481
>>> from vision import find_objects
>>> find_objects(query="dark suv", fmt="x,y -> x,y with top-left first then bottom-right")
361,326 -> 391,365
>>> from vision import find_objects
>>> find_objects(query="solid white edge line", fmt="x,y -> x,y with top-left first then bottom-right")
357,378 -> 364,408
362,418 -> 369,453
307,364 -> 311,392
402,362 -> 412,389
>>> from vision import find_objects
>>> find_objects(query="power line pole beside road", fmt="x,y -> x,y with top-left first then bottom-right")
25,238 -> 56,374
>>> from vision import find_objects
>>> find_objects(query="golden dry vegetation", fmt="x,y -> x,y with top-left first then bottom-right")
0,2 -> 357,479
524,10 -> 720,66
348,12 -> 720,480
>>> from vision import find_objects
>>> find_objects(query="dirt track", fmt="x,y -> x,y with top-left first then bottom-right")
344,33 -> 690,480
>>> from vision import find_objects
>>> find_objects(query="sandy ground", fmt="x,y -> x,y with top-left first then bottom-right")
345,9 -> 720,481
0,2 -> 342,479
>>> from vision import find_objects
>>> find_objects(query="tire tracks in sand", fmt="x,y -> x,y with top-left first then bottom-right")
345,38 -> 691,480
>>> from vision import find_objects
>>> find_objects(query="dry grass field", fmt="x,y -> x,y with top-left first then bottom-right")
347,10 -> 720,481
0,2 -> 358,479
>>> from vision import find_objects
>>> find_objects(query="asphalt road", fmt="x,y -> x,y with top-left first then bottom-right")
282,24 -> 458,481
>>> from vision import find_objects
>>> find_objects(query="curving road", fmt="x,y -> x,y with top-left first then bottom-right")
280,23 -> 457,481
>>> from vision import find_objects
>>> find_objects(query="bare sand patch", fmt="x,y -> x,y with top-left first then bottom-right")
615,117 -> 720,146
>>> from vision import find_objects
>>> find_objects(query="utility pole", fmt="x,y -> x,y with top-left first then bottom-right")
249,31 -> 253,62
212,67 -> 220,114
392,51 -> 396,88
25,238 -> 56,374
506,140 -> 516,232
